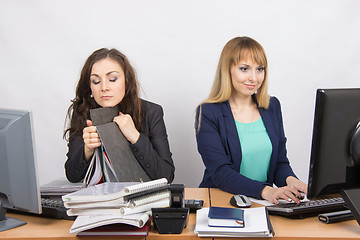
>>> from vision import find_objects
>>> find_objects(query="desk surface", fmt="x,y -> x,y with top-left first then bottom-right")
209,188 -> 360,240
0,188 -> 209,240
1,188 -> 360,239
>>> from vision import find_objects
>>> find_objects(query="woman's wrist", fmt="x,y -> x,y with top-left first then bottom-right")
286,176 -> 298,186
84,146 -> 95,162
260,185 -> 272,200
128,130 -> 140,144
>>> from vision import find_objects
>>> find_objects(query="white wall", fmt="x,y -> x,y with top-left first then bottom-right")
1,0 -> 359,187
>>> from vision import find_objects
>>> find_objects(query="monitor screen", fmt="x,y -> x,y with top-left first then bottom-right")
307,88 -> 360,199
0,109 -> 41,231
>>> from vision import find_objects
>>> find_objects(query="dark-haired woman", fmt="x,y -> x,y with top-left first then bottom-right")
64,48 -> 175,183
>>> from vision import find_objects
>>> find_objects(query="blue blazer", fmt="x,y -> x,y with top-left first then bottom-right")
195,96 -> 297,199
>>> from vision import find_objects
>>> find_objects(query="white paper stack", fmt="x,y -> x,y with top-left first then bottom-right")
62,178 -> 171,234
195,207 -> 274,238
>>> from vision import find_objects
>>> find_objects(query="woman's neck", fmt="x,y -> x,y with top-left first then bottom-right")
229,94 -> 259,123
229,93 -> 254,109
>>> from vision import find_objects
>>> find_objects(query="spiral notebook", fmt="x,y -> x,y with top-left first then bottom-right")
62,178 -> 168,204
66,190 -> 171,216
70,211 -> 151,234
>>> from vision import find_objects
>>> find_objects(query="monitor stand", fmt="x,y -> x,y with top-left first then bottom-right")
0,204 -> 26,232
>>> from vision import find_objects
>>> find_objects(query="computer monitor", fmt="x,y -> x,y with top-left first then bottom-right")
307,88 -> 360,199
0,109 -> 41,232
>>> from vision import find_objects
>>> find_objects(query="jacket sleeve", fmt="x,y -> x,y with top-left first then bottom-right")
271,97 -> 297,187
196,104 -> 269,199
130,103 -> 175,183
64,133 -> 91,183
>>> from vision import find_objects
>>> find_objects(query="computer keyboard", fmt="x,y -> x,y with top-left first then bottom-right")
8,198 -> 74,220
266,197 -> 347,218
40,198 -> 75,220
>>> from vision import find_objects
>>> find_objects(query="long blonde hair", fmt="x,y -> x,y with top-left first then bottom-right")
196,36 -> 270,130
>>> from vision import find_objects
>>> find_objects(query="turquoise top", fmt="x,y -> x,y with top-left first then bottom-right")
235,117 -> 272,182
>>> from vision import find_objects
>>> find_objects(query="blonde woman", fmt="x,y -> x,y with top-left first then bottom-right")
195,37 -> 306,204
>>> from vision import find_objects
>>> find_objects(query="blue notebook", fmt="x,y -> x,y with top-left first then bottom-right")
208,206 -> 244,228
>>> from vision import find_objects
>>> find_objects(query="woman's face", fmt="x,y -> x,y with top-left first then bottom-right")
230,56 -> 265,98
90,58 -> 126,108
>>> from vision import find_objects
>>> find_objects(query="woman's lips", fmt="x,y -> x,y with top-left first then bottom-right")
101,96 -> 112,100
245,84 -> 256,89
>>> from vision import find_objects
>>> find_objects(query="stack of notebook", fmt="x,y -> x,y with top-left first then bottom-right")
195,206 -> 274,237
62,178 -> 171,235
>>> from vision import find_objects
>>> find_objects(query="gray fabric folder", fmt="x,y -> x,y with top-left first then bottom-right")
90,106 -> 150,182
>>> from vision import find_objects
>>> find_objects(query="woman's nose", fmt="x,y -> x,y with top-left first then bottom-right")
248,69 -> 256,82
101,81 -> 109,92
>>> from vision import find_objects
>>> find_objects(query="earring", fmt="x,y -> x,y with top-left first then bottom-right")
90,94 -> 93,98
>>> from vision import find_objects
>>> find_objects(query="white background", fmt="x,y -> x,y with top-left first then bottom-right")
1,0 -> 359,187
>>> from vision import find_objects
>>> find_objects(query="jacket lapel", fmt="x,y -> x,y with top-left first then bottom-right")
259,107 -> 276,182
222,101 -> 242,171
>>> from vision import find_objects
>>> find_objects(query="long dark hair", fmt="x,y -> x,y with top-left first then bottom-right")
64,48 -> 142,140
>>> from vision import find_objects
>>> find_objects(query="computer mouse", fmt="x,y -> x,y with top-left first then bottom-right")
230,194 -> 252,208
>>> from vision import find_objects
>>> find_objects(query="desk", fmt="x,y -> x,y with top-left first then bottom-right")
1,188 -> 360,239
210,188 -> 360,240
0,188 -> 209,240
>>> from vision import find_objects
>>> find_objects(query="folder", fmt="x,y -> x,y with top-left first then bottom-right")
90,106 -> 151,182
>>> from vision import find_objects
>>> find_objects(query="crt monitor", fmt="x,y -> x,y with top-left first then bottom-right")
0,109 -> 41,232
307,88 -> 360,199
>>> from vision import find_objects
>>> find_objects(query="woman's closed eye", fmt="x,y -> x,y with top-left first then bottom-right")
91,79 -> 100,85
109,77 -> 117,82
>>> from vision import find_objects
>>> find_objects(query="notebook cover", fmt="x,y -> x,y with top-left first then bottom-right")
90,106 -> 120,126
208,207 -> 244,227
208,207 -> 244,220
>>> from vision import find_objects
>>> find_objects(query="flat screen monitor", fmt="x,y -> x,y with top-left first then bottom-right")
307,88 -> 360,199
0,109 -> 41,232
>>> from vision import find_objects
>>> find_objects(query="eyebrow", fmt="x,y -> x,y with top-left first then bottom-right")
90,71 -> 119,77
239,64 -> 264,68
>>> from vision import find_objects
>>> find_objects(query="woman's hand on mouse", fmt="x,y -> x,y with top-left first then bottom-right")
83,120 -> 101,161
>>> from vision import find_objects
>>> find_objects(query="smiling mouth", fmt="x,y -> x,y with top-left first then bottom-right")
245,84 -> 256,89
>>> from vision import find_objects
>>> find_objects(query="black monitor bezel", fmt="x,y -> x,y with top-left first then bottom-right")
307,88 -> 360,199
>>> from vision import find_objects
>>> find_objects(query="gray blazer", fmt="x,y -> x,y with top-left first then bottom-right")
65,99 -> 175,183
